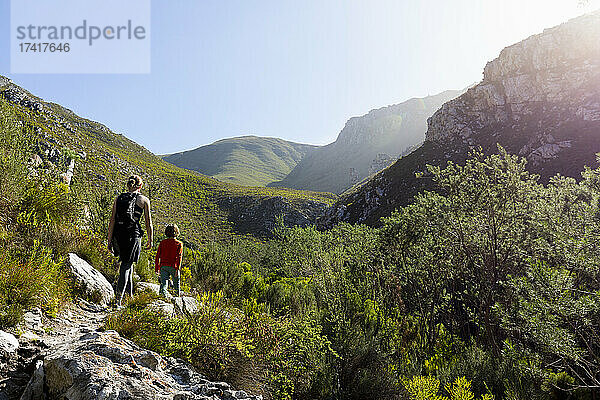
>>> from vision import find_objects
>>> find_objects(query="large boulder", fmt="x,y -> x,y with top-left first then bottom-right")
0,330 -> 18,354
173,297 -> 199,316
66,253 -> 115,306
21,330 -> 261,400
147,296 -> 199,319
148,300 -> 177,319
21,308 -> 43,332
136,281 -> 168,297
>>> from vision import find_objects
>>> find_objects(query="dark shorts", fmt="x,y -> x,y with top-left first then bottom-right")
113,235 -> 141,264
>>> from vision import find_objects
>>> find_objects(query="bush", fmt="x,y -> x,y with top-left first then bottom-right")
403,376 -> 493,400
73,230 -> 118,282
105,290 -> 334,400
0,243 -> 71,327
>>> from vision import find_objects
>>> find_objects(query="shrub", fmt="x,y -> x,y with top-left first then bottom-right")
73,230 -> 118,282
0,243 -> 71,327
403,376 -> 493,400
105,290 -> 334,399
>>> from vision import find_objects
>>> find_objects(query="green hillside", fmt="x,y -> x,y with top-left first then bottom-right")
163,136 -> 318,187
0,76 -> 336,245
4,72 -> 600,399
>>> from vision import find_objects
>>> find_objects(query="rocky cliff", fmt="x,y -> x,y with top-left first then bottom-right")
270,90 -> 464,194
322,10 -> 600,226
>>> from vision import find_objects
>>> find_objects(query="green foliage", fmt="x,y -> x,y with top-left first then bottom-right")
17,182 -> 73,228
73,230 -> 117,282
135,250 -> 156,283
164,135 -> 318,187
0,99 -> 81,326
403,376 -> 493,400
106,290 -> 334,399
404,376 -> 444,400
0,243 -> 71,327
497,260 -> 600,394
7,80 -> 600,400
381,148 -> 544,353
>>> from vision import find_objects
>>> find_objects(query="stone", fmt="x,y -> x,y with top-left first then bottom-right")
148,300 -> 176,319
59,158 -> 76,185
19,359 -> 44,400
21,330 -> 262,400
136,281 -> 161,295
22,308 -> 43,331
173,296 -> 199,316
19,330 -> 41,342
0,330 -> 19,353
28,154 -> 43,168
66,253 -> 115,306
0,76 -> 11,87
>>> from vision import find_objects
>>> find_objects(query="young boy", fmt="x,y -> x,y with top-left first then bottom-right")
155,224 -> 183,297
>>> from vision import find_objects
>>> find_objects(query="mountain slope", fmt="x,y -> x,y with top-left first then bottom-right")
322,10 -> 600,226
269,90 -> 464,194
163,136 -> 318,187
0,76 -> 336,242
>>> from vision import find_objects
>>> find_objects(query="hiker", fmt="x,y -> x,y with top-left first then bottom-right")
155,224 -> 183,297
107,175 -> 154,307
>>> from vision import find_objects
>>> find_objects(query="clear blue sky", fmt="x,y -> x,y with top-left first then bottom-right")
0,0 -> 597,154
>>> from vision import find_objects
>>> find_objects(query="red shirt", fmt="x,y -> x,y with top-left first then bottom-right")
155,238 -> 183,272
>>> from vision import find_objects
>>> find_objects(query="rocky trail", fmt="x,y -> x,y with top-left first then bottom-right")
0,299 -> 107,400
0,256 -> 262,400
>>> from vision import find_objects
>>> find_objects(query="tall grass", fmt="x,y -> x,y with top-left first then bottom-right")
0,244 -> 71,327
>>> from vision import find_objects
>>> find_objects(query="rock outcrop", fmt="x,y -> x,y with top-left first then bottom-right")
0,331 -> 18,354
426,10 -> 600,163
66,253 -> 115,306
219,195 -> 330,235
1,299 -> 259,400
19,330 -> 260,400
136,282 -> 200,317
322,11 -> 600,226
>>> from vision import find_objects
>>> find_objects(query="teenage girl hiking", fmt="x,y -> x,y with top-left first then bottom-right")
107,175 -> 154,308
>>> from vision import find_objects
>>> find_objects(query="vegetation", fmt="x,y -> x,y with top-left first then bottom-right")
0,78 -> 336,245
109,148 -> 600,399
3,76 -> 600,400
163,135 -> 318,187
0,100 -> 73,326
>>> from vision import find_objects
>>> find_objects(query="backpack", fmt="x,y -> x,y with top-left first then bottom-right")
114,192 -> 142,235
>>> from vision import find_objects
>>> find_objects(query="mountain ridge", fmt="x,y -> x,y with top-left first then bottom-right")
0,75 -> 337,242
321,10 -> 600,226
269,89 -> 464,194
163,135 -> 319,187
